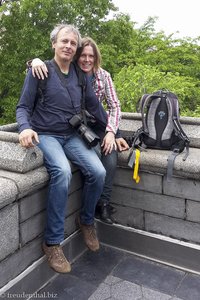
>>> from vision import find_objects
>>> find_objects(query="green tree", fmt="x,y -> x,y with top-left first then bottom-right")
113,17 -> 200,115
94,13 -> 138,76
114,64 -> 200,114
1,2 -> 200,124
0,0 -> 116,124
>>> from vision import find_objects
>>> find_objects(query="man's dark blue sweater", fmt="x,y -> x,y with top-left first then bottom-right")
16,62 -> 108,135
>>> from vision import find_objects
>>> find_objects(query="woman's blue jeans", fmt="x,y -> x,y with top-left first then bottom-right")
38,134 -> 106,245
100,150 -> 118,205
93,126 -> 118,206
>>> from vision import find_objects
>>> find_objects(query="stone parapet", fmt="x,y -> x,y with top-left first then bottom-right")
1,113 -> 200,292
110,111 -> 200,248
0,123 -> 83,289
0,168 -> 82,289
119,147 -> 200,180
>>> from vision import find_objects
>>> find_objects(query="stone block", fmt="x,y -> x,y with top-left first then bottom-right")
163,177 -> 200,201
0,167 -> 49,198
186,200 -> 200,223
119,115 -> 141,136
0,141 -> 44,173
19,171 -> 82,223
20,211 -> 45,246
111,186 -> 185,219
145,212 -> 200,244
0,237 -> 43,288
0,178 -> 18,209
0,204 -> 19,261
114,168 -> 162,194
19,188 -> 47,222
112,206 -> 144,229
64,211 -> 79,237
182,123 -> 200,148
0,123 -> 18,132
0,131 -> 19,142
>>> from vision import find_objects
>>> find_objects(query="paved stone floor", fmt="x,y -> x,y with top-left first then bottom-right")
31,245 -> 200,300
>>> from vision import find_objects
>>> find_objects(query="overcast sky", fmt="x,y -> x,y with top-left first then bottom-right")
112,0 -> 199,39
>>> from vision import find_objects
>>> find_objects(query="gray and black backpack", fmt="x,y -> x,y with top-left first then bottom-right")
128,90 -> 190,180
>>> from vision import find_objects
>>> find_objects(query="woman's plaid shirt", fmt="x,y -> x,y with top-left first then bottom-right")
91,68 -> 121,134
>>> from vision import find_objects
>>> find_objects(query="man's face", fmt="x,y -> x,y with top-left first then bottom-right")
78,45 -> 95,75
52,28 -> 78,63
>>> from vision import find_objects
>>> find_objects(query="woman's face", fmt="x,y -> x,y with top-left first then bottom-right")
78,45 -> 95,75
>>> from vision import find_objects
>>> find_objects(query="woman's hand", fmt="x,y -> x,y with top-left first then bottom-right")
101,132 -> 117,155
32,58 -> 48,80
115,138 -> 129,152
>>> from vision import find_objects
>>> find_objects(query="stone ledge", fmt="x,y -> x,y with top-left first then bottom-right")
0,126 -> 45,173
0,167 -> 49,201
0,163 -> 81,210
0,141 -> 44,173
0,113 -> 200,174
0,177 -> 18,209
118,147 -> 200,180
0,123 -> 18,132
0,131 -> 19,143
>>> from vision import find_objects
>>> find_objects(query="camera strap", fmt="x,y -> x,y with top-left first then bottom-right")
72,62 -> 87,125
51,59 -> 88,125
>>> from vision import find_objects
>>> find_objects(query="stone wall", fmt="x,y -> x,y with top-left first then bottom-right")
1,114 -> 200,290
111,113 -> 200,244
0,124 -> 83,289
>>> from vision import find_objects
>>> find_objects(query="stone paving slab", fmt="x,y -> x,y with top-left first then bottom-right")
28,246 -> 200,300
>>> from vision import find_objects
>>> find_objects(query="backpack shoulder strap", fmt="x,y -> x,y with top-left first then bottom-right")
72,61 -> 86,88
165,91 -> 190,181
33,60 -> 51,112
138,94 -> 153,132
136,94 -> 149,112
167,92 -> 190,149
37,60 -> 51,101
132,92 -> 159,148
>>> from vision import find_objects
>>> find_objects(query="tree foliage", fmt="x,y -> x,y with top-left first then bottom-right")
1,0 -> 200,124
114,64 -> 200,113
113,18 -> 200,116
0,0 -> 116,124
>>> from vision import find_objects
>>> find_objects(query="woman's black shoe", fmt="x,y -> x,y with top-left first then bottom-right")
95,203 -> 115,224
109,204 -> 117,214
101,204 -> 114,224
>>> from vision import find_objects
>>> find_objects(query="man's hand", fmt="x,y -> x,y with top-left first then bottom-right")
32,58 -> 48,80
101,132 -> 117,155
116,138 -> 129,152
19,129 -> 39,148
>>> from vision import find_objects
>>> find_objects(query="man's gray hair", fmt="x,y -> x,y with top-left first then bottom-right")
50,24 -> 82,47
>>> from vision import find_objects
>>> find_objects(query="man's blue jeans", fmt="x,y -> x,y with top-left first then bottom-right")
38,134 -> 106,245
